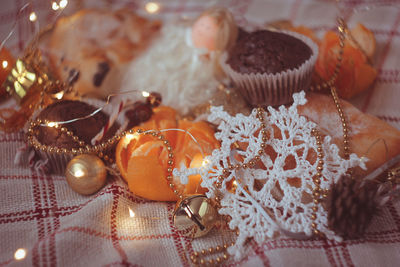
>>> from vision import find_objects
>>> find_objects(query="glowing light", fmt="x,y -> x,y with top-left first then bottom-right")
125,133 -> 139,142
14,248 -> 26,260
47,122 -> 58,128
52,2 -> 59,10
59,0 -> 68,9
74,168 -> 85,178
142,91 -> 150,98
2,60 -> 8,69
129,208 -> 135,218
202,159 -> 210,167
29,12 -> 37,22
53,91 -> 64,100
145,2 -> 160,14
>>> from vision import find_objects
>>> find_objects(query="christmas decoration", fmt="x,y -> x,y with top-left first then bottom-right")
0,46 -> 68,132
327,175 -> 377,238
174,91 -> 366,259
173,194 -> 218,238
65,154 -> 107,195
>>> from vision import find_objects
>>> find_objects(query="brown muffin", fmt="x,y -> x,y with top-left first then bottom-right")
220,29 -> 318,107
227,30 -> 312,74
31,100 -> 121,174
36,100 -> 117,148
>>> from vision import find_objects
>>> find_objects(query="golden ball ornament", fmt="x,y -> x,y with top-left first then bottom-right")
173,194 -> 217,238
65,154 -> 107,195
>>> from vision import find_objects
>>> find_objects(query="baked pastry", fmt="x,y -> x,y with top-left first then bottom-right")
48,9 -> 161,98
299,92 -> 400,178
30,100 -> 120,174
221,29 -> 318,107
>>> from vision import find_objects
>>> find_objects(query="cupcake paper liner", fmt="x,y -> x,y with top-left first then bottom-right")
29,99 -> 125,175
220,30 -> 319,107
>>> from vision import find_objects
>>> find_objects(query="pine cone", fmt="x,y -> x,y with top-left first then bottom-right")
327,175 -> 378,239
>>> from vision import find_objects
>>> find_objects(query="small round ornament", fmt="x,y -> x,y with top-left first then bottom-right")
173,194 -> 217,238
65,154 -> 107,195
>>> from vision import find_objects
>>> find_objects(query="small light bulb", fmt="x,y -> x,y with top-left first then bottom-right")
14,248 -> 27,260
2,60 -> 8,69
145,2 -> 160,14
202,159 -> 209,167
125,133 -> 139,142
53,91 -> 64,100
52,2 -> 59,10
129,208 -> 135,218
142,91 -> 150,98
29,12 -> 37,22
59,0 -> 68,9
47,122 -> 58,128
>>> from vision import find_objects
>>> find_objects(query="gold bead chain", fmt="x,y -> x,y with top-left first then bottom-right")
309,16 -> 353,235
27,118 -> 131,165
310,128 -> 328,237
190,242 -> 234,266
330,86 -> 351,162
310,17 -> 346,92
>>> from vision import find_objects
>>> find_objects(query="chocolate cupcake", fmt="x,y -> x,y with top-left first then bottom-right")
221,29 -> 318,106
28,100 -> 121,174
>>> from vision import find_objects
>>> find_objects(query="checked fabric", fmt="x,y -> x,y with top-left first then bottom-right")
1,0 -> 400,266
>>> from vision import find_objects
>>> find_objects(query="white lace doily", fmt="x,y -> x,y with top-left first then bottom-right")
174,91 -> 366,260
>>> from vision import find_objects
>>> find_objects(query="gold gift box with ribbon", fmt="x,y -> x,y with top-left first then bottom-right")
4,59 -> 38,102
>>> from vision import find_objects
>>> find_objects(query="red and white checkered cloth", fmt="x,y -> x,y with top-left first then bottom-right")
1,0 -> 400,266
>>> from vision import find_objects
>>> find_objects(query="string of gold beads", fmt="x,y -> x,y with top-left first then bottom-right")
330,86 -> 351,161
310,17 -> 346,92
308,16 -> 353,235
26,118 -> 127,164
190,242 -> 234,266
310,128 -> 328,237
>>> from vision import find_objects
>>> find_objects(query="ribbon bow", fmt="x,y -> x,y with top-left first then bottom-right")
5,59 -> 37,101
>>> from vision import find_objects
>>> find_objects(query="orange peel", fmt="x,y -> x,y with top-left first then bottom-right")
116,106 -> 220,201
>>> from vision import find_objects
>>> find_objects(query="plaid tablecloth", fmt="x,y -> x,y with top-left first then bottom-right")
1,0 -> 400,266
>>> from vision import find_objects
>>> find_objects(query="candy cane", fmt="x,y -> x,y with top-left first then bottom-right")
91,99 -> 126,145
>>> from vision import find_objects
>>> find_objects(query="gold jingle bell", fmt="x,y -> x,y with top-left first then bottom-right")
65,154 -> 107,195
173,194 -> 217,238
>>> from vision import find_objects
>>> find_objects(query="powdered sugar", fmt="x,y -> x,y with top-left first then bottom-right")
122,24 -> 220,115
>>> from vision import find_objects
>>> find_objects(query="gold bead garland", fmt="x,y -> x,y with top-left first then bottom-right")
310,17 -> 346,92
310,128 -> 328,236
309,16 -> 354,236
330,86 -> 351,162
27,119 -> 147,164
190,242 -> 234,265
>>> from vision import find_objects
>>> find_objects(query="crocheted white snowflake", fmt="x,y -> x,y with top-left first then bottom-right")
174,91 -> 366,260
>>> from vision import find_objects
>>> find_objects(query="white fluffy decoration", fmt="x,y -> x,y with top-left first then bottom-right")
174,91 -> 366,260
122,24 -> 219,115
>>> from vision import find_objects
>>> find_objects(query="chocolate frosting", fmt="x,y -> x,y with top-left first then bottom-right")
37,100 -> 117,148
227,30 -> 312,74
